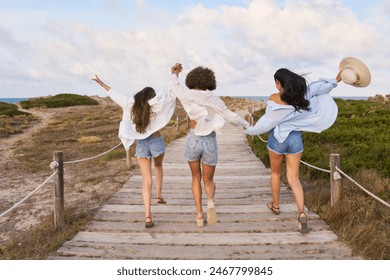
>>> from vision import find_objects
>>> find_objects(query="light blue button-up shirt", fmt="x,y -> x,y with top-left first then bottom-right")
244,78 -> 338,143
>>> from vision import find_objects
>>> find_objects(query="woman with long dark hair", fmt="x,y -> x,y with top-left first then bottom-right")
245,68 -> 342,234
92,75 -> 176,228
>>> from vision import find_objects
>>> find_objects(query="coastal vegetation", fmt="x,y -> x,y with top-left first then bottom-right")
0,102 -> 30,117
247,98 -> 390,259
20,94 -> 98,109
0,102 -> 38,138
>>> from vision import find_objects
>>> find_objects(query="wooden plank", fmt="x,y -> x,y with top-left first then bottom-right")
52,242 -> 359,260
99,203 -> 307,214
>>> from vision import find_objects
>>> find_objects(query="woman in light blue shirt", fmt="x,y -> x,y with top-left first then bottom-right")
245,68 -> 341,234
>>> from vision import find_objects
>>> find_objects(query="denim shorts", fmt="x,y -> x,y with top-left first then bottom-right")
184,130 -> 218,166
135,133 -> 165,158
267,129 -> 303,155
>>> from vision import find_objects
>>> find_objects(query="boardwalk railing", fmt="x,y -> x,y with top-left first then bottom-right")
249,112 -> 390,209
1,111 -> 388,231
0,115 -> 187,228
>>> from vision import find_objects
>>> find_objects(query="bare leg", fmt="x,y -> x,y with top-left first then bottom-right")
203,164 -> 217,224
153,153 -> 164,200
268,150 -> 284,209
138,158 -> 153,220
285,153 -> 305,213
202,164 -> 216,202
188,160 -> 203,220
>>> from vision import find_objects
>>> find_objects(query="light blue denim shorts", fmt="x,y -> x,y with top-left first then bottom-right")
135,133 -> 165,158
184,129 -> 218,166
267,129 -> 303,155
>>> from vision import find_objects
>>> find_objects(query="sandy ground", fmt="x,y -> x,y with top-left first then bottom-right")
0,97 -> 265,246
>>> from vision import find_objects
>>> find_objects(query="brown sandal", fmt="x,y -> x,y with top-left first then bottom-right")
156,197 -> 166,204
267,201 -> 280,215
145,217 -> 154,228
298,212 -> 310,234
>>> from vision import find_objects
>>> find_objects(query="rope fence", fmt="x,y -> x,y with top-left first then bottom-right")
0,114 -> 188,227
249,112 -> 389,209
0,172 -> 57,219
2,108 -> 388,231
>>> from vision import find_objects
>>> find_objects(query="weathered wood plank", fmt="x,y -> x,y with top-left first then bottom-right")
69,230 -> 338,245
53,242 -> 359,260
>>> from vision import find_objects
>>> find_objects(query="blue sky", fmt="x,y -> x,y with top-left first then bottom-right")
0,0 -> 389,98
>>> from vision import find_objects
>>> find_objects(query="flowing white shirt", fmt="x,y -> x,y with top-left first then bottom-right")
244,78 -> 338,143
169,74 -> 249,136
107,88 -> 176,151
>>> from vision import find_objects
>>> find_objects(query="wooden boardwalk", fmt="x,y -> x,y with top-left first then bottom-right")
51,123 -> 358,260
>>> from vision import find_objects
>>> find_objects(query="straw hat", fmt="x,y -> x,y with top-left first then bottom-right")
339,57 -> 371,87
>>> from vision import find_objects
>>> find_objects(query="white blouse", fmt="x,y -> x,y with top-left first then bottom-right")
169,74 -> 249,136
107,88 -> 176,151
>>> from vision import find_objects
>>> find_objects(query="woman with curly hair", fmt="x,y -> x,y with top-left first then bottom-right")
245,68 -> 342,234
92,75 -> 176,228
170,63 -> 249,227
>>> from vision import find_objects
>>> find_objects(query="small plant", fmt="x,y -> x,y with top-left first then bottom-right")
78,136 -> 103,144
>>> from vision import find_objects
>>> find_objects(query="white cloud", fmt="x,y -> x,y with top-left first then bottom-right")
0,0 -> 388,97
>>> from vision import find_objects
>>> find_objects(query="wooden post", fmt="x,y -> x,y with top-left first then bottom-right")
53,151 -> 64,230
330,153 -> 342,206
176,116 -> 179,132
250,114 -> 254,140
126,149 -> 132,170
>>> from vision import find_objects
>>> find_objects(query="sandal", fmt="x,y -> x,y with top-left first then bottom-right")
267,201 -> 280,215
196,213 -> 205,227
298,212 -> 310,234
156,197 -> 167,204
145,217 -> 154,228
207,200 -> 217,225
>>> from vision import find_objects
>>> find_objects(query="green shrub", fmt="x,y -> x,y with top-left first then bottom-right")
20,94 -> 99,109
248,99 -> 390,178
0,102 -> 30,117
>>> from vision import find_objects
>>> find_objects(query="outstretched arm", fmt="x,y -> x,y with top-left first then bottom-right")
92,74 -> 111,91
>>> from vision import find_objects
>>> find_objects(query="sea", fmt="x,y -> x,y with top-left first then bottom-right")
0,96 -> 370,104
0,98 -> 29,104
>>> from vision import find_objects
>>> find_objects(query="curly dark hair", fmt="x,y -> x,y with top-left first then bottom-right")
185,66 -> 217,91
274,68 -> 310,112
131,87 -> 156,133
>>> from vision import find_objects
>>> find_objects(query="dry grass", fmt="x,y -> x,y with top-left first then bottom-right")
304,170 -> 390,259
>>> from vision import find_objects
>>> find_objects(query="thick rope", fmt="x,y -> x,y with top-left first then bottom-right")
300,160 -> 330,173
64,142 -> 122,164
0,172 -> 57,219
336,167 -> 390,208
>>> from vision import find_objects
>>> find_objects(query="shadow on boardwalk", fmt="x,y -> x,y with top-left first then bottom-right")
51,123 -> 358,260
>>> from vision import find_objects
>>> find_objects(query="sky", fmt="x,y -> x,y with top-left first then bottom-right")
0,0 -> 389,98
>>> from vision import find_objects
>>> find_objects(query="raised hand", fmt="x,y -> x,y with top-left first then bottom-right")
171,63 -> 183,76
92,74 -> 111,91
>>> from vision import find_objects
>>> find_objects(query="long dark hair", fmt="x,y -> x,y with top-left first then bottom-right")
274,68 -> 310,112
131,87 -> 156,133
